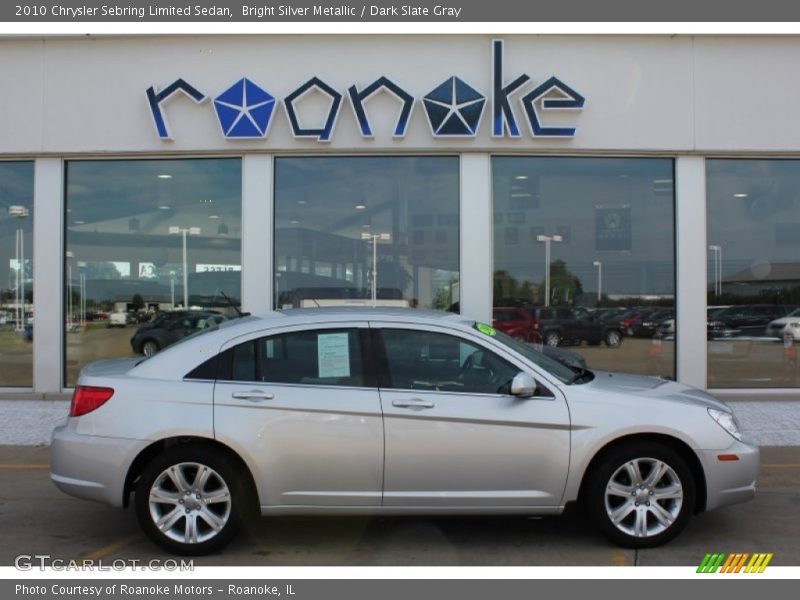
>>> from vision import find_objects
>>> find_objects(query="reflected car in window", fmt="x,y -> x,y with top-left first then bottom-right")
765,307 -> 800,340
707,304 -> 794,339
528,306 -> 623,348
130,311 -> 227,357
52,308 -> 757,555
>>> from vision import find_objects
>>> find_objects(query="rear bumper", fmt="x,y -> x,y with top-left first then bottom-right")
50,423 -> 147,507
697,440 -> 760,512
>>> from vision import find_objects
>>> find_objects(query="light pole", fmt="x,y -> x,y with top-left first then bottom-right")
593,260 -> 603,304
361,232 -> 391,307
536,234 -> 563,307
169,270 -> 176,308
65,251 -> 73,331
169,226 -> 201,308
708,244 -> 722,296
9,206 -> 29,331
77,261 -> 86,327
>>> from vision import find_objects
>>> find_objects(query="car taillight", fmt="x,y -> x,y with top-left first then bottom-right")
70,386 -> 114,417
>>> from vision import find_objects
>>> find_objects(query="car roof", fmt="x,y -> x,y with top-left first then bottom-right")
273,306 -> 468,324
129,308 -> 477,379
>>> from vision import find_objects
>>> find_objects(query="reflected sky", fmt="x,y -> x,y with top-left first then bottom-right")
493,156 -> 675,302
707,159 -> 800,283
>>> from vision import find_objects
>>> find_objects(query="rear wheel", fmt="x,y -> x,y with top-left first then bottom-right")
142,339 -> 160,357
605,330 -> 622,347
135,445 -> 246,555
585,442 -> 695,548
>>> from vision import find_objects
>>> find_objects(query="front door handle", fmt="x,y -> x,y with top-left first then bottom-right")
392,398 -> 435,409
232,390 -> 274,401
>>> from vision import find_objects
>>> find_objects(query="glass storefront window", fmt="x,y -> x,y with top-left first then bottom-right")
707,159 -> 800,388
64,159 -> 242,386
0,162 -> 34,387
274,157 -> 459,310
492,157 -> 675,378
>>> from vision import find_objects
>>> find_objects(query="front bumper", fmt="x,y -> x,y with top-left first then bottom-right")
51,422 -> 148,507
697,439 -> 760,512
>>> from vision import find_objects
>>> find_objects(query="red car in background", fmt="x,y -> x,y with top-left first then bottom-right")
492,307 -> 542,344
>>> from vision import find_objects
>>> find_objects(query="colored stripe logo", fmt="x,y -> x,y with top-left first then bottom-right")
697,552 -> 773,573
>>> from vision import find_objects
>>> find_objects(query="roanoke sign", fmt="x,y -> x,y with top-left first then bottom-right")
146,40 -> 586,142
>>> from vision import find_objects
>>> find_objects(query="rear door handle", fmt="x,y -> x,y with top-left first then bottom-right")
231,390 -> 274,401
392,398 -> 435,409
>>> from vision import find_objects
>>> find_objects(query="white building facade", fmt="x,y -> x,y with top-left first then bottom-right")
1,34 -> 800,396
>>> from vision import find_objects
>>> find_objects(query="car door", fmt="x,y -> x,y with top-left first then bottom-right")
374,323 -> 571,508
213,322 -> 384,507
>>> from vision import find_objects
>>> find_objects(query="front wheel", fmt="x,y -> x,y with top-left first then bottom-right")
585,442 -> 695,548
135,445 -> 246,555
544,331 -> 561,347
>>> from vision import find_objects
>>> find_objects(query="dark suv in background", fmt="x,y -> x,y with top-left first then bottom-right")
130,311 -> 227,357
707,304 -> 795,338
527,306 -> 623,348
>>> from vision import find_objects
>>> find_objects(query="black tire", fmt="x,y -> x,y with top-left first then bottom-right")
585,441 -> 695,548
135,445 -> 248,555
142,339 -> 160,357
544,331 -> 561,347
604,329 -> 623,348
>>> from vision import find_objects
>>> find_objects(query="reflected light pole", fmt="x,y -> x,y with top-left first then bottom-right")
593,260 -> 603,303
169,226 -> 201,308
9,206 -> 29,331
708,244 -> 722,296
169,270 -> 176,309
65,251 -> 74,331
536,234 -> 563,307
361,232 -> 391,307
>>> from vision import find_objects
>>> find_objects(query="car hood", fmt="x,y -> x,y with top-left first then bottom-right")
581,370 -> 729,411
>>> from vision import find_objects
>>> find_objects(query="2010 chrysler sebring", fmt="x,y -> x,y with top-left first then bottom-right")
51,308 -> 758,555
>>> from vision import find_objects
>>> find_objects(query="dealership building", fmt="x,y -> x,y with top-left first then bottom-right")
1,34 -> 800,397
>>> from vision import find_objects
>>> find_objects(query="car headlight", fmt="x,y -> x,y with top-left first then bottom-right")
708,408 -> 742,441
789,322 -> 800,328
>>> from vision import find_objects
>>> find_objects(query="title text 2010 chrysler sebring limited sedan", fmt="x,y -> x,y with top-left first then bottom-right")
51,308 -> 758,555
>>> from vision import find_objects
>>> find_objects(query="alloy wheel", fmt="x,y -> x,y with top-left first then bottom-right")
148,462 -> 232,544
603,457 -> 683,538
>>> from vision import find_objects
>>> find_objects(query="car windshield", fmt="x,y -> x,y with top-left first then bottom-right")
472,322 -> 577,384
788,308 -> 800,318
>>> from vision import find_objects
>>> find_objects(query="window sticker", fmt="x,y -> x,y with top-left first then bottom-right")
476,322 -> 496,336
317,333 -> 351,378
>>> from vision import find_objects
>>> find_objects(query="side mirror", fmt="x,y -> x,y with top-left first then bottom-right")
510,372 -> 537,398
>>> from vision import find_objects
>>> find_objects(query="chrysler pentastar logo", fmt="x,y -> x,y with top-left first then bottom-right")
422,76 -> 486,137
213,78 -> 276,138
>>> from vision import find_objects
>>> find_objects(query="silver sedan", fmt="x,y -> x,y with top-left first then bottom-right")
51,308 -> 758,555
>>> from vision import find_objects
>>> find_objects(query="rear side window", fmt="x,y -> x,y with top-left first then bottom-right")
225,328 -> 366,387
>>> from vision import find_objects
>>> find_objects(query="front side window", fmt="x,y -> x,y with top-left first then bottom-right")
274,157 -> 460,311
380,329 -> 517,395
492,157 -> 676,379
707,159 -> 800,388
64,158 -> 242,386
227,328 -> 365,387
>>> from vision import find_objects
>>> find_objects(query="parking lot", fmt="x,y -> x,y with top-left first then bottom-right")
1,445 -> 798,567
